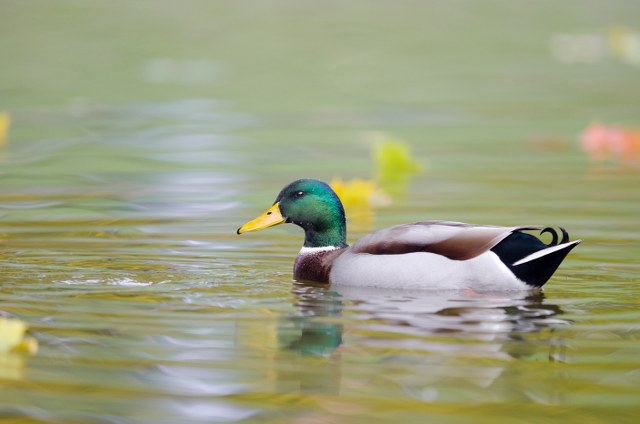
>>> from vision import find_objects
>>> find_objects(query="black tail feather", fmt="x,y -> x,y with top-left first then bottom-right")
540,227 -> 558,245
491,227 -> 580,288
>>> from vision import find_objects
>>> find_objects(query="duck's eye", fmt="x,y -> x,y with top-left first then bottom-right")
294,191 -> 305,198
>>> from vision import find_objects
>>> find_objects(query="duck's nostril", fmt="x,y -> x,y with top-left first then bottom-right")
266,212 -> 272,215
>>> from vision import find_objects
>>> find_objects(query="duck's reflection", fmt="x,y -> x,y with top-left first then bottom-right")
279,283 -> 570,361
278,283 -> 343,357
270,284 -> 573,400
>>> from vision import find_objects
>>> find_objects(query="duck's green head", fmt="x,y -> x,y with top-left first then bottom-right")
237,179 -> 347,248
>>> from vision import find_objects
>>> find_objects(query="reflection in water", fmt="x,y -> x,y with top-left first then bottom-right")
280,284 -> 344,356
274,284 -> 570,396
285,284 -> 569,357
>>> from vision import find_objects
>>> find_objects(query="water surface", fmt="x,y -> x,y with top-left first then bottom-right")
1,1 -> 640,423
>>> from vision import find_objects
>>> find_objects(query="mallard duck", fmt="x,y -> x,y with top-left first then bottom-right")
237,179 -> 580,290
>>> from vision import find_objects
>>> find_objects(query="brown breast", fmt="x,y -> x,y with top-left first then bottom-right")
293,248 -> 347,284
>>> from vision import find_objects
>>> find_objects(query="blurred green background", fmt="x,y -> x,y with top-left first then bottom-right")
3,0 -> 639,118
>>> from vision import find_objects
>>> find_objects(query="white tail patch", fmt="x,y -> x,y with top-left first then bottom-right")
512,240 -> 581,266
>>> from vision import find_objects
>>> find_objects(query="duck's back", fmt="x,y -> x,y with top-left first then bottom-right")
327,222 -> 579,290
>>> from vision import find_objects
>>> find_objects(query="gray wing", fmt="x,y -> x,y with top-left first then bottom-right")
351,221 -> 541,260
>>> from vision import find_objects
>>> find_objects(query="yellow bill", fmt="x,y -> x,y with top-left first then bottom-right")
237,202 -> 286,234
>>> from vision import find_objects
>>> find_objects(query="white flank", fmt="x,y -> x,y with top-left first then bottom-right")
329,250 -> 529,290
512,240 -> 581,266
299,246 -> 340,255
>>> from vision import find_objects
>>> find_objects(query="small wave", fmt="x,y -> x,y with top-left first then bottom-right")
55,277 -> 163,286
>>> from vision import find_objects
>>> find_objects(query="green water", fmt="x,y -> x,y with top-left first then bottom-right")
1,1 -> 640,423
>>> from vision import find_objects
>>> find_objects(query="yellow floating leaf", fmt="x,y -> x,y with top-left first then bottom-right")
0,317 -> 38,355
330,178 -> 391,229
0,318 -> 26,353
330,177 -> 390,208
12,336 -> 39,355
373,135 -> 422,178
0,112 -> 10,146
330,177 -> 375,207
608,26 -> 640,63
368,132 -> 423,197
